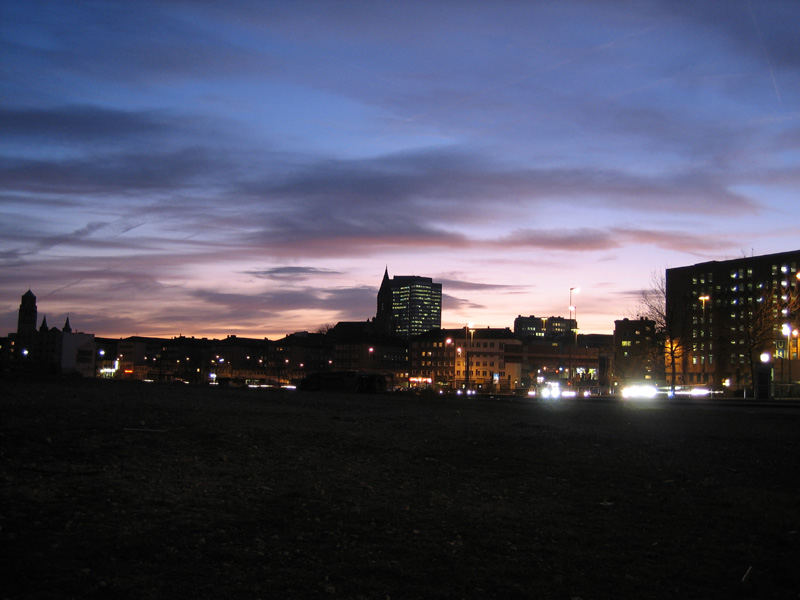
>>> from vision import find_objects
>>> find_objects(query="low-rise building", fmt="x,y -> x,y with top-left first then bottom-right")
410,327 -> 522,393
612,317 -> 662,388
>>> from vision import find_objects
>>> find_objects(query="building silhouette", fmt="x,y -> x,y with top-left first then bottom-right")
375,268 -> 442,339
6,290 -> 95,376
514,315 -> 577,342
17,290 -> 38,340
666,249 -> 800,392
612,317 -> 661,387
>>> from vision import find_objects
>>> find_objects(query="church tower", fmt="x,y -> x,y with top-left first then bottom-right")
17,290 -> 37,337
375,267 -> 393,334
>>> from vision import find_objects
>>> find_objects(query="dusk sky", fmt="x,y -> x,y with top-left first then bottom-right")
2,1 -> 799,340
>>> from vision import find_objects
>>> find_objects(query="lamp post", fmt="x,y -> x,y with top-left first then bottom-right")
568,287 -> 579,385
445,337 -> 453,390
457,345 -> 463,389
758,351 -> 772,399
698,295 -> 710,385
464,323 -> 474,391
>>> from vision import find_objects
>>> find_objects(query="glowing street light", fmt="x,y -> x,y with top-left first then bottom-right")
569,287 -> 580,315
445,338 -> 454,389
568,287 -> 580,385
464,323 -> 475,390
569,287 -> 580,334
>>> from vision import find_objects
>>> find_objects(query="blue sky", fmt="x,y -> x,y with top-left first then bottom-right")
2,0 -> 799,338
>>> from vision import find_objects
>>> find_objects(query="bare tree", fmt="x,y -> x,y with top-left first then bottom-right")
639,272 -> 687,395
316,323 -> 336,335
739,284 -> 800,394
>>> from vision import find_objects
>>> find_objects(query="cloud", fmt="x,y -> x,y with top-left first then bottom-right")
658,0 -> 800,70
190,284 -> 376,322
502,229 -> 619,252
0,147 -> 231,194
244,266 -> 342,280
500,226 -> 736,253
0,106 -> 172,141
238,148 -> 759,251
443,293 -> 486,312
436,278 -> 521,291
1,139 -> 753,267
1,3 -> 274,85
611,227 -> 734,252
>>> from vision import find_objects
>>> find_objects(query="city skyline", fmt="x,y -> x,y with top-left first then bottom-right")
2,1 -> 799,339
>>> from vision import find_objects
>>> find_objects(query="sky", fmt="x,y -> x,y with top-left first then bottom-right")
2,0 -> 799,340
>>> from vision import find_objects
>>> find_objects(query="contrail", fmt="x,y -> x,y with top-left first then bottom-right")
45,279 -> 86,298
747,0 -> 782,104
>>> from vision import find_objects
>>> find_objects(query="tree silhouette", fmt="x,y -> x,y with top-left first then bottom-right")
738,283 -> 800,394
639,272 -> 688,395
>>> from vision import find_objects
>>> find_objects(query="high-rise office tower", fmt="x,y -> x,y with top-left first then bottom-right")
376,268 -> 442,338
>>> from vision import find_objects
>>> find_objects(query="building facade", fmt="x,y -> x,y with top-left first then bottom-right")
514,315 -> 577,341
612,317 -> 662,387
409,327 -> 522,392
376,268 -> 442,339
666,249 -> 800,392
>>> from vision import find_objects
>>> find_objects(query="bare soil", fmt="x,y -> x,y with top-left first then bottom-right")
2,379 -> 799,599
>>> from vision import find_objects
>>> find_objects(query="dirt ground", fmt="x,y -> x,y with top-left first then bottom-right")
2,379 -> 799,599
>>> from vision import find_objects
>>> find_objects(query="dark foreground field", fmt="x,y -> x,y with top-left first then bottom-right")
2,380 -> 799,599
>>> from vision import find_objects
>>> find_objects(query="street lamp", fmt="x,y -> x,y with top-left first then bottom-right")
569,287 -> 580,326
464,323 -> 474,391
445,338 -> 453,390
568,287 -> 579,385
456,346 -> 463,388
757,351 -> 773,399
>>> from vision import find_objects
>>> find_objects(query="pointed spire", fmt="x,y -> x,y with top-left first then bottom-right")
40,315 -> 49,332
383,265 -> 389,281
63,315 -> 72,333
